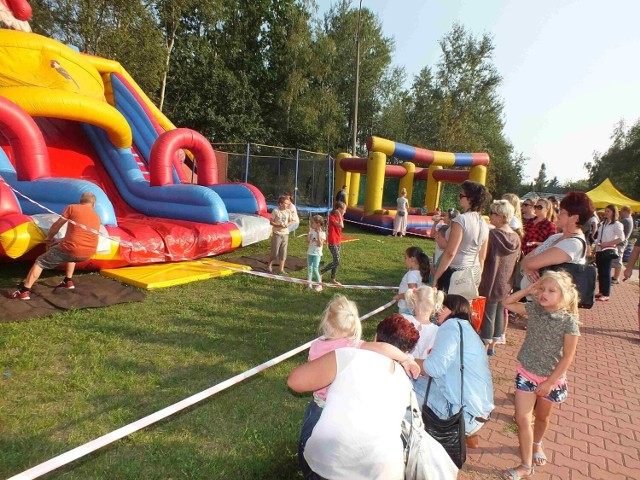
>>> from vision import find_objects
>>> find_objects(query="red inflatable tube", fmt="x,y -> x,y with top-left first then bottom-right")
0,97 -> 50,181
149,128 -> 217,187
5,0 -> 32,21
0,177 -> 21,215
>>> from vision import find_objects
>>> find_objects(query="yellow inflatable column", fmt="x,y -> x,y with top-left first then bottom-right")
426,165 -> 442,212
348,172 -> 360,207
398,162 -> 415,205
334,153 -> 351,203
364,152 -> 386,216
469,165 -> 487,185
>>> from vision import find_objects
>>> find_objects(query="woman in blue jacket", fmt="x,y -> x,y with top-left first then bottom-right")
416,294 -> 494,440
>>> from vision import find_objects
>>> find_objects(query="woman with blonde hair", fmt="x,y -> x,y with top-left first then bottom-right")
521,198 -> 556,257
502,193 -> 524,238
393,187 -> 410,237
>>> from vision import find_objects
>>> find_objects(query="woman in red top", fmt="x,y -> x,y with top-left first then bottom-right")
320,201 -> 345,285
522,198 -> 556,256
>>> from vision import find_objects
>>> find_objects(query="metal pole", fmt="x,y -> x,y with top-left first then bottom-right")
351,0 -> 363,157
294,148 -> 300,205
244,143 -> 250,183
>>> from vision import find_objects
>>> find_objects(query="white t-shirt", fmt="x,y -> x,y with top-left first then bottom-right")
304,348 -> 410,480
450,212 -> 489,268
396,196 -> 409,213
534,233 -> 586,264
403,314 -> 439,359
398,269 -> 423,312
307,230 -> 326,256
510,216 -> 522,230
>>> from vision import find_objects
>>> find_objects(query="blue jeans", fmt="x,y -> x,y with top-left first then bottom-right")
298,401 -> 326,480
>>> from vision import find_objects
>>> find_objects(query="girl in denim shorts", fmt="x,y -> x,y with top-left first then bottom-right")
502,271 -> 581,479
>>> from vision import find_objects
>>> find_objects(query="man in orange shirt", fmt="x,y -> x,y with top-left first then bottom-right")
9,192 -> 102,300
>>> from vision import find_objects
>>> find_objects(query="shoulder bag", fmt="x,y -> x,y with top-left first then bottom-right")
402,389 -> 459,480
539,236 -> 596,309
421,321 -> 466,468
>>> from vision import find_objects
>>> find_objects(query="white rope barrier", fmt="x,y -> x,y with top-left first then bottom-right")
7,299 -> 397,480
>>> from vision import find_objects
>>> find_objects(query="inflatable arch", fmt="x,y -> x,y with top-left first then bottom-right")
334,136 -> 490,234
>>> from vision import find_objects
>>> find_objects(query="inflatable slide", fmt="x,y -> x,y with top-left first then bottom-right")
0,29 -> 271,269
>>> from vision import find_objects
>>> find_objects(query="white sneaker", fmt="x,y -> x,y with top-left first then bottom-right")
495,334 -> 506,345
314,285 -> 323,292
308,283 -> 314,289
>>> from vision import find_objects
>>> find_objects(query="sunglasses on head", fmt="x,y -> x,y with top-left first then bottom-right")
534,205 -> 545,210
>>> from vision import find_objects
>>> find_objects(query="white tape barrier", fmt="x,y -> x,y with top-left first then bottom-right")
1,179 -> 398,291
343,216 -> 434,239
7,299 -> 397,480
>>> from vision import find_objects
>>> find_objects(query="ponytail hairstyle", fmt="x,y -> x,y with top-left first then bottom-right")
318,294 -> 362,342
405,246 -> 431,284
404,286 -> 445,322
538,271 -> 580,317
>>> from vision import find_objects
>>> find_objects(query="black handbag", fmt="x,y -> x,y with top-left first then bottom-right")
421,321 -> 466,469
540,236 -> 596,309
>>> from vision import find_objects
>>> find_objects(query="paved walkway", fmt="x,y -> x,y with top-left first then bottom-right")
461,274 -> 640,480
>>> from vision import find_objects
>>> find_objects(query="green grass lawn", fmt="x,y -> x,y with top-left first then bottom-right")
0,223 -> 434,479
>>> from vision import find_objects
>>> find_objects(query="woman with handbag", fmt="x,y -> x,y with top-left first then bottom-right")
393,188 -> 410,237
415,294 -> 494,466
594,204 -> 624,302
433,181 -> 491,294
520,193 -> 595,292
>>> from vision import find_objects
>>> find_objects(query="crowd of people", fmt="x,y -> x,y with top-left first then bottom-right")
285,182 -> 638,480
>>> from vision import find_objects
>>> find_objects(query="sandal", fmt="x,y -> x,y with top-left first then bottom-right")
503,464 -> 534,479
533,441 -> 547,466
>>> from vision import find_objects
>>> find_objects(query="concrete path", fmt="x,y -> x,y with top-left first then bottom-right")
461,272 -> 640,479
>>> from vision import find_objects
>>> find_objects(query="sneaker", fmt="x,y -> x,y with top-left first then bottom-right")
611,277 -> 619,285
314,285 -> 323,292
495,334 -> 506,345
57,279 -> 75,289
267,264 -> 273,273
8,289 -> 30,300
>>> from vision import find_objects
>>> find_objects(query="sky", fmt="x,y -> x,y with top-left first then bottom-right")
315,0 -> 640,184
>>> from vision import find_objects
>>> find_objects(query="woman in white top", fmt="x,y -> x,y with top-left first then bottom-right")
433,180 -> 491,293
288,315 -> 420,480
392,187 -> 410,237
521,192 -> 595,289
594,204 -> 624,301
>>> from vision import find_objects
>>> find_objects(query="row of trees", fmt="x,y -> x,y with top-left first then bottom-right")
30,0 -> 526,196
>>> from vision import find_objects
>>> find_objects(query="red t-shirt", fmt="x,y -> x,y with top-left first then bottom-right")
58,204 -> 101,258
327,212 -> 343,245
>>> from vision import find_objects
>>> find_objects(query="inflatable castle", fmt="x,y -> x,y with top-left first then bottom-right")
335,136 -> 490,235
0,2 -> 271,269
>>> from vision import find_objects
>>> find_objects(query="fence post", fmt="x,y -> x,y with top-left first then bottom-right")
294,147 -> 300,205
244,143 -> 250,183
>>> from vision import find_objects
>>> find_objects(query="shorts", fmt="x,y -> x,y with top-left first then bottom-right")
270,233 -> 289,261
515,364 -> 567,403
35,245 -> 88,270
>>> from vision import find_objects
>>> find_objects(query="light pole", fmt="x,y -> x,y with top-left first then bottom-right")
351,0 -> 362,157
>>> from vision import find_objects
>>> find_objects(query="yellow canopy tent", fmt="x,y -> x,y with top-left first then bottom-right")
586,178 -> 640,210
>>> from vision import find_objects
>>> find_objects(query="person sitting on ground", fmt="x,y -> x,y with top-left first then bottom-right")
289,312 -> 420,480
414,294 -> 494,447
267,195 -> 293,274
9,192 -> 102,300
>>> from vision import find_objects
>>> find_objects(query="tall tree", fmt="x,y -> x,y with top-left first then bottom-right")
533,163 -> 548,192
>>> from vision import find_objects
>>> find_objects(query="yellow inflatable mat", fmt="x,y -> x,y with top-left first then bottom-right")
101,258 -> 250,290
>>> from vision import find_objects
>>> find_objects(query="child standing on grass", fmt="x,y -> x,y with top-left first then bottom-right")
307,215 -> 326,292
393,246 -> 431,314
268,195 -> 293,274
297,295 -> 419,478
320,201 -> 345,285
503,271 -> 580,480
